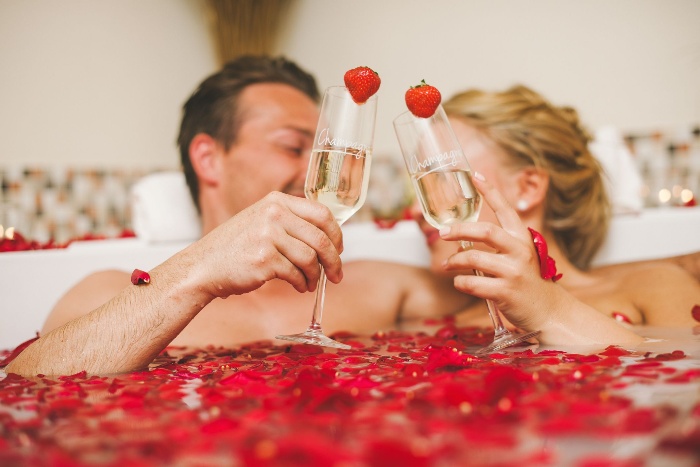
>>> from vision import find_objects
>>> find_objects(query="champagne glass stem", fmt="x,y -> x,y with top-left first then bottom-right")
459,240 -> 509,338
473,269 -> 509,340
309,266 -> 328,331
276,264 -> 350,350
459,239 -> 540,354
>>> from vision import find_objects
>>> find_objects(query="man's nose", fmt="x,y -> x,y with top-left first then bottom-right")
296,152 -> 311,180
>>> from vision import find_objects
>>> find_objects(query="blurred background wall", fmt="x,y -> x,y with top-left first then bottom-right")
0,0 -> 699,241
1,0 -> 699,168
0,0 -> 215,169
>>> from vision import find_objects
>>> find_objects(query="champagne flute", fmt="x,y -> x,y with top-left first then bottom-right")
393,105 -> 540,354
276,86 -> 377,349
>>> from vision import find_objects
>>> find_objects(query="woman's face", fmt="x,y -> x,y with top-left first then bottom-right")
409,117 -> 520,274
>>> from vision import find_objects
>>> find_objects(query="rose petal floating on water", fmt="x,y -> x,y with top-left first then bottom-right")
0,319 -> 694,465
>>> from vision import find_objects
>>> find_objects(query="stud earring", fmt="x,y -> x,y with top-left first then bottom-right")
516,199 -> 529,212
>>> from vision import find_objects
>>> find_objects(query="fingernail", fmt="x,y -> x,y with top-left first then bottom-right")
439,227 -> 451,236
473,171 -> 485,181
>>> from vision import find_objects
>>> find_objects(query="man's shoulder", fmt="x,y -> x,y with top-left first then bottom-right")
41,269 -> 131,336
65,269 -> 132,293
83,268 -> 131,281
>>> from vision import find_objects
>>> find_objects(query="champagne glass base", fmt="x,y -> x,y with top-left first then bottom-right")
476,330 -> 541,356
275,329 -> 351,350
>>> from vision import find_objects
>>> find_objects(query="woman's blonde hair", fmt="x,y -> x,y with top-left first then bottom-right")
443,85 -> 610,269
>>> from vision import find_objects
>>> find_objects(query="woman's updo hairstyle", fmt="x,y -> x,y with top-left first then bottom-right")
443,85 -> 610,269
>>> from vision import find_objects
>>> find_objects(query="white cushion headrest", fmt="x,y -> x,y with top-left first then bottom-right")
130,171 -> 201,243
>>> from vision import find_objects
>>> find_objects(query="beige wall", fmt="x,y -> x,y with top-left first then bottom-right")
0,0 -> 217,168
280,0 -> 700,157
1,0 -> 699,167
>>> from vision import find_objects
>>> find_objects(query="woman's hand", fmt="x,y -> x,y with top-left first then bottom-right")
438,173 -> 561,332
439,173 -> 642,346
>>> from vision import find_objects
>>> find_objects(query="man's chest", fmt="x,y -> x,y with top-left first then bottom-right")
171,278 -> 404,348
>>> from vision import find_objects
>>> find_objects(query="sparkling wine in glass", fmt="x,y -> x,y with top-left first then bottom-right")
276,86 -> 377,349
394,105 -> 540,354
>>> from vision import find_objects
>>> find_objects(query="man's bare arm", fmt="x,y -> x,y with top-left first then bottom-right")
6,250 -> 211,376
6,193 -> 343,376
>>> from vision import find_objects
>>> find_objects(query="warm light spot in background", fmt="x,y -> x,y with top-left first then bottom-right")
681,189 -> 694,204
0,225 -> 15,240
658,188 -> 671,204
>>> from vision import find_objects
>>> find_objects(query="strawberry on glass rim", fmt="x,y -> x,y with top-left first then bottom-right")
405,80 -> 442,118
344,66 -> 381,104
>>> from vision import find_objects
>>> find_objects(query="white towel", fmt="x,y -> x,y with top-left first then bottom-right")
130,171 -> 201,243
589,126 -> 644,215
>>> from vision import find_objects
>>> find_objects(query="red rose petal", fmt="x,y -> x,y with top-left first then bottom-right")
612,311 -> 632,324
130,269 -> 150,285
692,304 -> 700,322
527,227 -> 562,282
0,333 -> 39,367
0,317 -> 695,465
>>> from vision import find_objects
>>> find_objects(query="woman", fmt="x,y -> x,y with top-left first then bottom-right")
411,85 -> 700,342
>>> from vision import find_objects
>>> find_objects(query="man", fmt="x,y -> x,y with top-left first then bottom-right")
7,56 -> 469,376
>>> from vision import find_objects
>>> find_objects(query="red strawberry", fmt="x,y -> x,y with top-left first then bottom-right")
405,80 -> 441,118
344,66 -> 381,104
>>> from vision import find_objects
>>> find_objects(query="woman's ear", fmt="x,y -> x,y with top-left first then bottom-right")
515,167 -> 549,212
189,133 -> 222,187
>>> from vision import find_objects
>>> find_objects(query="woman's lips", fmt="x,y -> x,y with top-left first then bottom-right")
422,227 -> 441,246
412,215 -> 441,247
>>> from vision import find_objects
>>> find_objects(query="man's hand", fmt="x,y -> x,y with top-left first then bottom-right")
184,192 -> 344,299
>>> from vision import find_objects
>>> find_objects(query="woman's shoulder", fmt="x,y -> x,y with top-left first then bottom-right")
614,262 -> 700,326
585,261 -> 700,311
595,259 -> 686,278
619,261 -> 689,279
594,255 -> 700,282
42,269 -> 131,336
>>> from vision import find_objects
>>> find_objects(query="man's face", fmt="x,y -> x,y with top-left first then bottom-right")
218,83 -> 319,215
